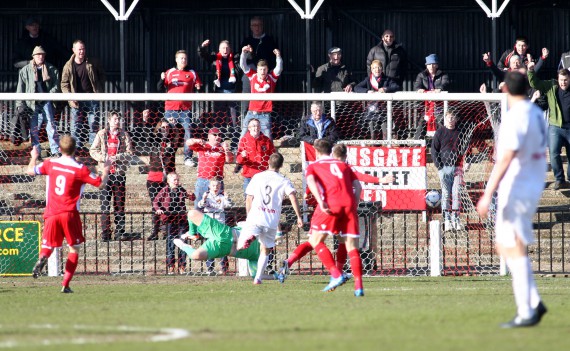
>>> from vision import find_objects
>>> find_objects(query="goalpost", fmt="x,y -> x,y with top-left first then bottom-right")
0,91 -> 505,277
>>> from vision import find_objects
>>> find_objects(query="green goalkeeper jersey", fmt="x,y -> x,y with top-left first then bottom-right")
194,215 -> 260,261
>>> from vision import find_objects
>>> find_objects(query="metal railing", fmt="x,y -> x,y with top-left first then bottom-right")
5,208 -> 568,276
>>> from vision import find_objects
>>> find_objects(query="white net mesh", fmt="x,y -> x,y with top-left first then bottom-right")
0,92 -> 505,276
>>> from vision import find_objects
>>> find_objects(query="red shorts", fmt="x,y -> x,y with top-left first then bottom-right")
42,212 -> 85,248
310,205 -> 359,237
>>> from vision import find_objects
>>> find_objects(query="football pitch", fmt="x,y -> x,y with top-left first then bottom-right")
1,275 -> 569,350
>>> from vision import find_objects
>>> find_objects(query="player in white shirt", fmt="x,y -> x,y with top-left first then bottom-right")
237,153 -> 303,284
477,71 -> 548,328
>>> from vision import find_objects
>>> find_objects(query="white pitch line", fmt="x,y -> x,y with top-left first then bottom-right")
0,324 -> 191,348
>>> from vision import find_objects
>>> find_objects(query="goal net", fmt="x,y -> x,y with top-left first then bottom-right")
0,91 -> 504,277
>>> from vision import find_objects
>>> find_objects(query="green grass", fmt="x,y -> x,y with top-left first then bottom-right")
1,275 -> 569,350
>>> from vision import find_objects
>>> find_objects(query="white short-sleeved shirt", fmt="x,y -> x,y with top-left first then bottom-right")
497,99 -> 547,199
495,99 -> 547,246
245,170 -> 296,229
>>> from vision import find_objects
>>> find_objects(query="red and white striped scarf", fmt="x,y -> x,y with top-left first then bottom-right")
369,74 -> 380,91
215,52 -> 236,82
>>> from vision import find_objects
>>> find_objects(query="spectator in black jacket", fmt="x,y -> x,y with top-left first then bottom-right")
298,101 -> 339,145
312,47 -> 356,93
431,110 -> 463,232
312,47 -> 357,139
496,36 -> 549,72
355,60 -> 400,140
559,50 -> 570,71
482,53 -> 548,111
366,29 -> 407,86
12,17 -> 68,70
413,54 -> 450,140
239,16 -> 279,114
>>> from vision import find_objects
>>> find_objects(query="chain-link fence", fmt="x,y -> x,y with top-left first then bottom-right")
0,92 -> 527,277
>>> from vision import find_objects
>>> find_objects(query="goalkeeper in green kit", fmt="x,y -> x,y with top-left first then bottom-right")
174,209 -> 261,276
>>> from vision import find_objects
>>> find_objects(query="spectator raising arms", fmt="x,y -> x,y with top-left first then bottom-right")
198,39 -> 240,142
239,46 -> 282,139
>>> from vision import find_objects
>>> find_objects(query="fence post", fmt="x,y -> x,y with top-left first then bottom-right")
48,248 -> 61,276
499,256 -> 507,276
429,220 -> 441,277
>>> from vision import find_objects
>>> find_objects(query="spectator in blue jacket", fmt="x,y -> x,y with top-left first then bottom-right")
413,54 -> 450,140
298,101 -> 339,145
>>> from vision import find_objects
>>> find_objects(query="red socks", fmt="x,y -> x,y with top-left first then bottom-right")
336,243 -> 347,272
62,252 -> 79,288
287,241 -> 313,267
349,249 -> 363,290
314,243 -> 341,278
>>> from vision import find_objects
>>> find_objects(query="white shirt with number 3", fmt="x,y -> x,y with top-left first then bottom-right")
245,170 -> 296,229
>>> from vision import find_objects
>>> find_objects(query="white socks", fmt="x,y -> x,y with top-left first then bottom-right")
507,256 -> 539,319
255,253 -> 269,282
527,258 -> 541,309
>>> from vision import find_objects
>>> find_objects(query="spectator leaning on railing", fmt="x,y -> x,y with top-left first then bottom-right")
16,46 -> 61,158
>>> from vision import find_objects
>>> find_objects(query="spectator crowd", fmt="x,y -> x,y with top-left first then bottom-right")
7,14 -> 570,276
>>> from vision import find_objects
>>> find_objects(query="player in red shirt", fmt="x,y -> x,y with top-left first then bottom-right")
281,144 -> 394,287
27,135 -> 110,293
305,139 -> 365,295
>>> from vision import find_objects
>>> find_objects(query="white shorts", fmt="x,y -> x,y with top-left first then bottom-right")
238,224 -> 278,249
495,193 -> 540,248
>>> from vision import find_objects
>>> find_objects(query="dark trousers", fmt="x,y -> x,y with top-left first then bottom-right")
147,180 -> 166,238
100,174 -> 126,240
165,215 -> 189,268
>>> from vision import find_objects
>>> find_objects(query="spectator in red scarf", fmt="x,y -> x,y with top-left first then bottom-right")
413,54 -> 450,140
89,111 -> 133,241
354,60 -> 400,140
199,39 -> 241,149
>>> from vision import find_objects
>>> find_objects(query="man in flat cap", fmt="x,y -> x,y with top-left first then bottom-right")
313,47 -> 356,93
16,46 -> 61,157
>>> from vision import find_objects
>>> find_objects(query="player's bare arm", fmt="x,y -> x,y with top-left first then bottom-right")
26,146 -> 40,176
380,174 -> 395,184
245,194 -> 254,214
287,191 -> 304,228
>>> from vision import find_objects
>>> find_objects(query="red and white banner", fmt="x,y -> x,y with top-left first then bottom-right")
302,142 -> 427,211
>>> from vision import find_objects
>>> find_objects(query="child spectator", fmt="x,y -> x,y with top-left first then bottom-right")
196,180 -> 234,274
431,111 -> 463,232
